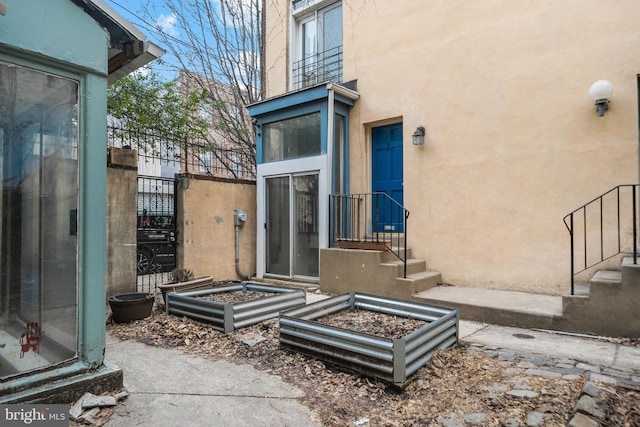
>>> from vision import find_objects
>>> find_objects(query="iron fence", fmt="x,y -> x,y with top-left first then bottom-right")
107,126 -> 256,181
107,125 -> 256,292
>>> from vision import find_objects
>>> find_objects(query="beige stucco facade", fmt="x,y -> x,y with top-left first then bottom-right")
262,0 -> 640,294
177,176 -> 257,280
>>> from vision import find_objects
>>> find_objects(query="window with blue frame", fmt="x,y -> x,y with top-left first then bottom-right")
262,112 -> 321,162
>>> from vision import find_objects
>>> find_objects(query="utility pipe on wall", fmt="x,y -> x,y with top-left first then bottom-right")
234,209 -> 252,279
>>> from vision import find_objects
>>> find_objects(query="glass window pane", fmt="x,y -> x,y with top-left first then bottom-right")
266,176 -> 290,275
322,5 -> 342,52
302,20 -> 317,59
263,113 -> 321,163
302,19 -> 318,85
293,174 -> 318,277
0,61 -> 79,378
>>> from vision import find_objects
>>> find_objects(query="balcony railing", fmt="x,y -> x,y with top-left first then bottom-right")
292,45 -> 343,89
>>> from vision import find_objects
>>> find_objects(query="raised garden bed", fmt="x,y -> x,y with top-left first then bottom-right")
279,292 -> 458,385
166,282 -> 306,333
158,275 -> 215,302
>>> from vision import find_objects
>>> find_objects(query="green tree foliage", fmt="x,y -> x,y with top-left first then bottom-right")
107,65 -> 209,145
116,0 -> 262,172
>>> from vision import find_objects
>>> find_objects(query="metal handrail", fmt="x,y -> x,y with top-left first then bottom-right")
329,192 -> 410,277
563,184 -> 638,294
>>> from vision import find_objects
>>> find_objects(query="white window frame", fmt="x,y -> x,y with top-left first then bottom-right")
199,149 -> 213,174
290,0 -> 342,91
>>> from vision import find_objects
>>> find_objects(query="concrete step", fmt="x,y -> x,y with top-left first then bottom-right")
588,270 -> 622,300
380,258 -> 426,276
380,247 -> 412,262
591,270 -> 622,284
570,282 -> 590,297
412,285 -> 563,330
396,270 -> 441,295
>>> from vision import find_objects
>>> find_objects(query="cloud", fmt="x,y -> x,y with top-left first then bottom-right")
155,13 -> 178,37
132,65 -> 151,78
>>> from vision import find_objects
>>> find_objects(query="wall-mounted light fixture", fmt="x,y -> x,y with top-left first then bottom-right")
588,80 -> 614,117
412,126 -> 425,145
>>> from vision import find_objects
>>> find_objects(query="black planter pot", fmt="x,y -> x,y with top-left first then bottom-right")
108,292 -> 154,323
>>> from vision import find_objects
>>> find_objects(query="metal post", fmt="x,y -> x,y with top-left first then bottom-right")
634,185 -> 638,264
404,210 -> 409,278
570,213 -> 574,295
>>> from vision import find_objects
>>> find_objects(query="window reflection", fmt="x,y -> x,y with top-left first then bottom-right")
0,61 -> 79,378
263,112 -> 321,162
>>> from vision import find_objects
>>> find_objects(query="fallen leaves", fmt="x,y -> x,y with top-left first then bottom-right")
315,309 -> 427,339
107,306 -> 637,426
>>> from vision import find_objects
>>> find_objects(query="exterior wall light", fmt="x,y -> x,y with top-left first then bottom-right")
412,126 -> 425,145
588,80 -> 614,117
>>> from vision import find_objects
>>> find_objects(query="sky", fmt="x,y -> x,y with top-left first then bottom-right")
104,0 -> 260,89
105,0 -> 181,79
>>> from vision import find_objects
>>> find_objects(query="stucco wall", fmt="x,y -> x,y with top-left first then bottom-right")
177,176 -> 257,280
106,166 -> 137,296
264,1 -> 640,294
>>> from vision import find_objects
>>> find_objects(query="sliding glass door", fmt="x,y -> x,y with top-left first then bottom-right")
266,173 -> 319,279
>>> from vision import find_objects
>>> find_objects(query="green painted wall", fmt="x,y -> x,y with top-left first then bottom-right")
0,0 -> 108,76
0,0 -> 110,394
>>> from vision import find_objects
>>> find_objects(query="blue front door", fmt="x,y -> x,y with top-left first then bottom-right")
372,123 -> 404,232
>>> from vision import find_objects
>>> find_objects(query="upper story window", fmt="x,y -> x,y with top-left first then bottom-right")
292,1 -> 342,89
263,112 -> 321,162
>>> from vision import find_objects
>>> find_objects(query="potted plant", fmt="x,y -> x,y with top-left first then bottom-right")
108,292 -> 155,323
158,268 -> 214,302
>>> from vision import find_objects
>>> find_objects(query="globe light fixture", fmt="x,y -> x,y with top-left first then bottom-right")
588,80 -> 614,117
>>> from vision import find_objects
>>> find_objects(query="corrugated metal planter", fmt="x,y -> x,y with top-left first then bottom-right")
158,275 -> 215,302
279,292 -> 458,385
166,282 -> 306,333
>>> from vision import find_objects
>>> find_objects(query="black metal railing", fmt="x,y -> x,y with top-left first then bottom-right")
330,192 -> 410,277
292,45 -> 343,89
563,184 -> 639,294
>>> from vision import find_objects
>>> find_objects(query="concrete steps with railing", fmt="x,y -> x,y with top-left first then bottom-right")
379,250 -> 441,298
559,256 -> 639,337
414,258 -> 640,337
413,256 -> 639,338
320,247 -> 640,337
319,246 -> 441,299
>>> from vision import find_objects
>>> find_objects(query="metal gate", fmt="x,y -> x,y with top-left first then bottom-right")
137,175 -> 177,292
